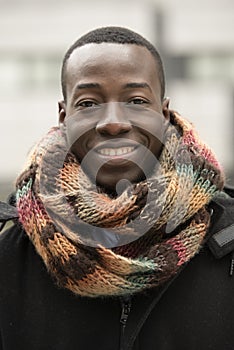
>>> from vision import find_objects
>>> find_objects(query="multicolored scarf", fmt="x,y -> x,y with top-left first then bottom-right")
15,111 -> 224,297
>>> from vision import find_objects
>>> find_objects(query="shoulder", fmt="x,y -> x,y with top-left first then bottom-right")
0,197 -> 22,259
207,185 -> 234,260
0,197 -> 26,258
0,224 -> 29,264
0,223 -> 41,300
223,184 -> 234,198
0,199 -> 18,232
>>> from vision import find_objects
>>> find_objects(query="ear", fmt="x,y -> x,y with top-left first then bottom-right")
58,100 -> 66,124
162,97 -> 170,120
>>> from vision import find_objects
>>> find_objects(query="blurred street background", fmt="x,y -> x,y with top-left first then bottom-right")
0,0 -> 233,201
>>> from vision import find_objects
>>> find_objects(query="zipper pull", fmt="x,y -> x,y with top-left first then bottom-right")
119,297 -> 132,350
229,251 -> 234,276
120,297 -> 132,327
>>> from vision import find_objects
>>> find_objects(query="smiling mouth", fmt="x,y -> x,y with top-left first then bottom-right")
96,146 -> 136,157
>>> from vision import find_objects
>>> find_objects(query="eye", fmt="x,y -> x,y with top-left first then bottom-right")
128,98 -> 148,105
75,100 -> 99,109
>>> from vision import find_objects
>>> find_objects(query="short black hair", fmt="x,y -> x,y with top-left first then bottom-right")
61,26 -> 165,102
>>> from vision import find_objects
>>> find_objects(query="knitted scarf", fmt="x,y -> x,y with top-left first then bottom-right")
15,111 -> 224,297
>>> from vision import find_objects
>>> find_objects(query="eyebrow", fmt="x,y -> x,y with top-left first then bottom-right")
75,83 -> 100,90
123,82 -> 152,92
75,82 -> 152,92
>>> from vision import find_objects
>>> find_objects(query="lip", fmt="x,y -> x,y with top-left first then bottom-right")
93,139 -> 140,152
95,146 -> 139,164
95,148 -> 139,165
91,140 -> 143,164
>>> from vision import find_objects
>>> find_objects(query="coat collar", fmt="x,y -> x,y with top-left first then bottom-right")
207,189 -> 234,259
0,200 -> 18,231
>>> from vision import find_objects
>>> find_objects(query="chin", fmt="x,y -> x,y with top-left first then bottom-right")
95,170 -> 146,194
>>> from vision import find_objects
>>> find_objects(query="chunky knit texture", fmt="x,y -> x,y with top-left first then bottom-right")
15,111 -> 224,297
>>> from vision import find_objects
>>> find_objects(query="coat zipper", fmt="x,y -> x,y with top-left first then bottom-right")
119,296 -> 132,350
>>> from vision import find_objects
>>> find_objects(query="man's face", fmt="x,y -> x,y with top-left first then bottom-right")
59,43 -> 169,193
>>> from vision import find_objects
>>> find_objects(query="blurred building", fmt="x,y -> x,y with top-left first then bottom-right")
0,0 -> 233,200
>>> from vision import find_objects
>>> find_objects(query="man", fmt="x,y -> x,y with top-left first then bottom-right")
0,26 -> 234,350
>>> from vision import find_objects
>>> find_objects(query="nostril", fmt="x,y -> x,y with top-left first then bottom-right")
96,122 -> 132,136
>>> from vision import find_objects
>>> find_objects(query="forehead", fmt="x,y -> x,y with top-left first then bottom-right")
65,43 -> 159,87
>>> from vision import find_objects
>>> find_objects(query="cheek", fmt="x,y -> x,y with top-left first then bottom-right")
133,111 -> 166,138
65,116 -> 95,154
137,118 -> 166,156
70,140 -> 85,162
69,131 -> 96,162
149,138 -> 164,159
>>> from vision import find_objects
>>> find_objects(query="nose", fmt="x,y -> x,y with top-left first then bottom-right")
96,102 -> 132,136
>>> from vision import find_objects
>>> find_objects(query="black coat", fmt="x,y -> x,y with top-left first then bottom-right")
0,189 -> 234,350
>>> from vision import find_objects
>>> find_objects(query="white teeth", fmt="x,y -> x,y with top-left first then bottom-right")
98,147 -> 135,156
